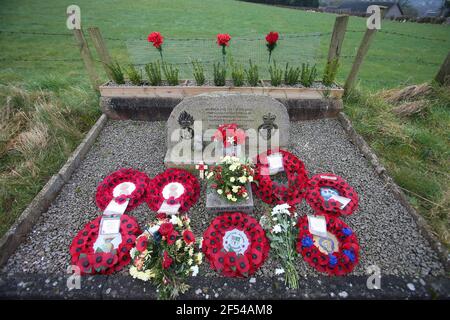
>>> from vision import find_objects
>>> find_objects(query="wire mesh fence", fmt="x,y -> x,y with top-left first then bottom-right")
126,33 -> 325,79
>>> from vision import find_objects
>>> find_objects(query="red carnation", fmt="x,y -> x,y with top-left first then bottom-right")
159,222 -> 174,237
156,212 -> 167,220
136,235 -> 148,252
216,33 -> 231,47
216,33 -> 231,64
162,251 -> 173,269
182,230 -> 195,245
147,32 -> 164,48
265,31 -> 279,45
265,31 -> 279,64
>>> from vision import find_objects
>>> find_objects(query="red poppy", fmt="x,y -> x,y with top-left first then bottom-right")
136,235 -> 148,252
252,149 -> 309,206
162,251 -> 173,269
69,214 -> 140,275
156,212 -> 167,220
159,222 -> 174,237
147,32 -> 164,48
265,31 -> 279,45
166,230 -> 179,245
182,230 -> 195,245
236,254 -> 250,275
296,215 -> 359,276
216,33 -> 231,47
202,212 -> 269,278
95,168 -> 151,212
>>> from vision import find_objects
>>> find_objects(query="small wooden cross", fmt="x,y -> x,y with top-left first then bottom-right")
195,161 -> 208,179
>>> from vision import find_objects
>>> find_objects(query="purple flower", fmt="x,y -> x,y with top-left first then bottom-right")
301,236 -> 313,248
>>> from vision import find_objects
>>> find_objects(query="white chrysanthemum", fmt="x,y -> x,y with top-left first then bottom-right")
275,268 -> 285,275
273,224 -> 282,233
231,197 -> 237,202
238,176 -> 247,183
227,194 -> 233,200
130,247 -> 138,259
248,176 -> 253,182
230,177 -> 236,182
190,265 -> 199,277
229,164 -> 237,171
217,189 -> 223,195
232,185 -> 240,193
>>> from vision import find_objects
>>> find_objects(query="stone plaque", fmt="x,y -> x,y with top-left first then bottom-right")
205,183 -> 254,215
165,93 -> 289,168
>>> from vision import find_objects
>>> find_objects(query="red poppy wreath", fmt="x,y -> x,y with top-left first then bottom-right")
202,212 -> 270,278
296,215 -> 359,276
146,168 -> 200,214
95,168 -> 151,212
69,215 -> 141,275
305,173 -> 358,216
252,149 -> 309,205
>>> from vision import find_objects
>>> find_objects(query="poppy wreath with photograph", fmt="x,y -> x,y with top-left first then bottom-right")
296,215 -> 359,276
305,173 -> 358,216
129,214 -> 202,299
252,149 -> 309,205
146,168 -> 200,214
202,212 -> 270,278
69,215 -> 141,275
95,168 -> 152,212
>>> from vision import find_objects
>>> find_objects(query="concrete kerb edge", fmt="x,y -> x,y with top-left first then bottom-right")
0,114 -> 108,268
337,112 -> 450,272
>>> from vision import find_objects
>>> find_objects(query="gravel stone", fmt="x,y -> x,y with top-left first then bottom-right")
2,119 -> 445,280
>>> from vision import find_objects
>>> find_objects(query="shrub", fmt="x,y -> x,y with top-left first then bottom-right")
126,65 -> 142,85
245,59 -> 259,87
284,63 -> 300,85
231,62 -> 245,87
322,58 -> 339,87
191,60 -> 205,86
213,62 -> 226,86
269,61 -> 283,87
107,62 -> 125,84
162,62 -> 180,86
300,63 -> 317,87
145,61 -> 162,86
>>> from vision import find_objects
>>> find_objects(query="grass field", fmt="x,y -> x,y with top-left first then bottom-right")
0,0 -> 449,245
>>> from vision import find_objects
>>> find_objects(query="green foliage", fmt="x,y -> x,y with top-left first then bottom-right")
126,64 -> 142,85
213,62 -> 226,86
284,63 -> 300,85
300,63 -> 317,87
106,62 -> 125,84
191,60 -> 205,86
162,62 -> 180,86
268,61 -> 283,87
231,62 -> 245,87
145,61 -> 162,86
345,84 -> 450,247
322,58 -> 339,87
245,59 -> 259,87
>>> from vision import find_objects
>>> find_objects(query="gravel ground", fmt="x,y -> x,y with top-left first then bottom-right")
3,119 -> 444,278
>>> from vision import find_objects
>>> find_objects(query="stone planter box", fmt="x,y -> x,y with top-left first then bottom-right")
205,183 -> 254,215
99,81 -> 343,100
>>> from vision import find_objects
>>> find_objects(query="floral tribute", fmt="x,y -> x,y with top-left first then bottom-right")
202,212 -> 269,278
129,214 -> 202,299
212,123 -> 246,148
305,173 -> 358,216
95,168 -> 151,212
296,215 -> 359,276
147,31 -> 164,60
146,168 -> 200,214
252,149 -> 309,205
265,31 -> 279,63
216,33 -> 231,63
205,156 -> 254,203
69,215 -> 140,275
259,203 -> 299,289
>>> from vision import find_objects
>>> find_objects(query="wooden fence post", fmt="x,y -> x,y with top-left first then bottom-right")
88,27 -> 114,81
344,28 -> 377,93
434,51 -> 450,85
327,15 -> 349,63
73,28 -> 99,90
